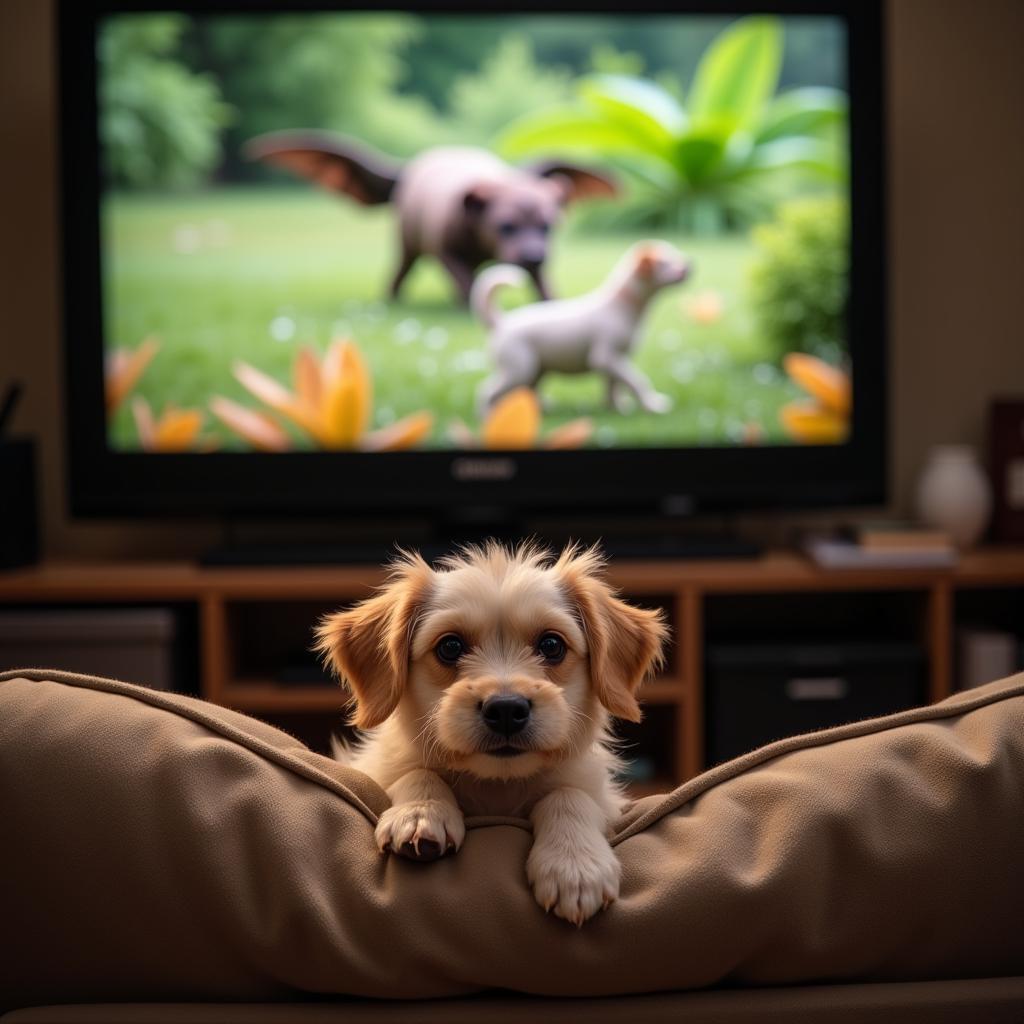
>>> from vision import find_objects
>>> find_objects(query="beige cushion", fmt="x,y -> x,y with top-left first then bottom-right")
6,979 -> 1024,1024
1,667 -> 1022,1012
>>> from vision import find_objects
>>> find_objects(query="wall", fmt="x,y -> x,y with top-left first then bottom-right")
887,0 -> 1024,508
1,0 -> 1022,559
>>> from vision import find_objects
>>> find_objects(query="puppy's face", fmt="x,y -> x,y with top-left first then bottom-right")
634,241 -> 691,289
316,545 -> 666,782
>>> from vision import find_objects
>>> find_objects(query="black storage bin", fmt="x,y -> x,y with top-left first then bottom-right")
706,641 -> 926,765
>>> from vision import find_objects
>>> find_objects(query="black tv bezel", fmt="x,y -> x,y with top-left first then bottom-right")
59,0 -> 886,519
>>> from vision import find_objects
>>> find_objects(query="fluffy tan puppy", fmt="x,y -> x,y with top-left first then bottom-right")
315,542 -> 667,925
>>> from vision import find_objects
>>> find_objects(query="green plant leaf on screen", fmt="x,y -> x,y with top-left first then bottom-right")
616,157 -> 679,192
732,137 -> 844,181
687,16 -> 782,132
493,14 -> 847,233
497,106 -> 666,165
756,87 -> 847,144
673,129 -> 730,186
580,74 -> 688,138
721,131 -> 756,175
575,93 -> 675,162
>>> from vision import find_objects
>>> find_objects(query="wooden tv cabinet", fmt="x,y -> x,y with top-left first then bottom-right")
2,548 -> 1022,793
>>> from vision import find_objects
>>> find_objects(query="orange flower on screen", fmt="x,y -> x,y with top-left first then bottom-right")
685,290 -> 724,325
449,388 -> 593,450
131,397 -> 213,452
211,338 -> 433,451
105,336 -> 160,412
779,353 -> 851,445
207,398 -> 290,452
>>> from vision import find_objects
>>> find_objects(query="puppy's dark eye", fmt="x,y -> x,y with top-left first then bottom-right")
537,632 -> 566,664
435,634 -> 466,666
497,222 -> 518,237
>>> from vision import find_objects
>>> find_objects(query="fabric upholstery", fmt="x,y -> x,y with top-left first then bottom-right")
6,979 -> 1024,1024
1,668 -> 1022,1012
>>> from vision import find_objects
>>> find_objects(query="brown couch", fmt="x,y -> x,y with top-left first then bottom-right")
1,668 -> 1022,1023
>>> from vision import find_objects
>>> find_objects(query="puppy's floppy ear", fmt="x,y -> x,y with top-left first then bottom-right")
635,243 -> 659,278
314,553 -> 432,728
555,545 -> 667,723
542,173 -> 574,206
526,161 -> 620,202
243,130 -> 400,205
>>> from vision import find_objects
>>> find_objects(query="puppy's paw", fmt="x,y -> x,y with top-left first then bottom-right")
643,391 -> 673,414
376,800 -> 465,862
527,834 -> 621,926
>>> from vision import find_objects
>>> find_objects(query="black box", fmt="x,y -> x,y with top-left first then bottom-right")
706,641 -> 925,765
0,439 -> 39,569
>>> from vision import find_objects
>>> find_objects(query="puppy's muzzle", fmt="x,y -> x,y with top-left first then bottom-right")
671,261 -> 692,284
481,695 -> 531,737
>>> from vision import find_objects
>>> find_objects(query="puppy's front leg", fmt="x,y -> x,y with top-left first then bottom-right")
527,787 -> 620,926
605,377 -> 631,414
376,769 -> 465,863
609,358 -> 672,414
590,346 -> 672,414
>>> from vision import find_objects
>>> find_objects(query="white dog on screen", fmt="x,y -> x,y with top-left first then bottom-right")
472,240 -> 690,417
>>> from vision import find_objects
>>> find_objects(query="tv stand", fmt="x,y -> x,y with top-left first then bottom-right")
201,534 -> 760,566
596,534 -> 760,561
202,541 -> 415,567
202,517 -> 761,567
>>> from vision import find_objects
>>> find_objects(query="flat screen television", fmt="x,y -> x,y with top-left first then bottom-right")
59,0 -> 885,530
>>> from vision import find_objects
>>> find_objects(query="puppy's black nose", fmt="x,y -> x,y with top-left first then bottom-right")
481,695 -> 531,736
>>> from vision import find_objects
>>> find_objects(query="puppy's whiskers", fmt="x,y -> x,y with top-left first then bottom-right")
413,706 -> 454,770
410,711 -> 436,752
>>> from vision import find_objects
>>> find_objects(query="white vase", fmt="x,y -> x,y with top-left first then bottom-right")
915,445 -> 992,548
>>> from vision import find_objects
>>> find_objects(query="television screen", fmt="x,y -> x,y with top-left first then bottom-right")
96,8 -> 855,458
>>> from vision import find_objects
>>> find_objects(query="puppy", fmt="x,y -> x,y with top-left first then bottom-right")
473,241 -> 691,417
315,543 -> 667,925
245,132 -> 617,304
